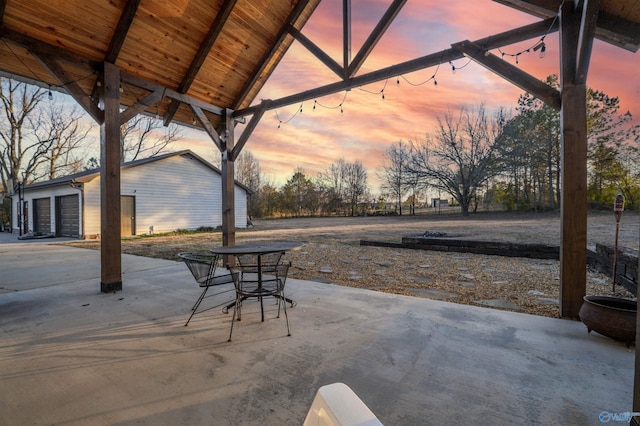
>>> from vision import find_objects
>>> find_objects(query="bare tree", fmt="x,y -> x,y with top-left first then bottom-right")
120,115 -> 181,162
0,78 -> 47,190
410,104 -> 506,216
379,140 -> 413,215
235,150 -> 263,218
34,102 -> 94,179
344,160 -> 369,216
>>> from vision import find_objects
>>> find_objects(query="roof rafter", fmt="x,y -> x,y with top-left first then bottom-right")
119,89 -> 164,125
105,0 -> 141,64
495,0 -> 640,51
231,0 -> 313,109
35,54 -> 104,123
288,24 -> 344,79
164,0 -> 238,126
0,27 -> 101,69
0,0 -> 6,26
235,18 -> 558,118
453,40 -> 561,110
346,0 -> 407,78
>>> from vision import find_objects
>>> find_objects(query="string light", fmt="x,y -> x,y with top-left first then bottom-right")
273,56 -> 475,128
275,102 -> 305,128
48,85 -> 53,100
496,1 -> 560,64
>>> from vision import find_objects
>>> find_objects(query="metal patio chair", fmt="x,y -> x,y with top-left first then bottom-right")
228,260 -> 292,342
178,252 -> 237,326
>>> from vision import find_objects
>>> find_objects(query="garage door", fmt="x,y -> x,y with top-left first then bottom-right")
56,194 -> 79,237
33,198 -> 51,235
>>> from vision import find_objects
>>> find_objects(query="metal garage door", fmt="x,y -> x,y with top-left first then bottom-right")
33,198 -> 51,235
56,194 -> 79,237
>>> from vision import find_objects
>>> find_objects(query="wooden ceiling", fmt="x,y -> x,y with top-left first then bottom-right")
495,0 -> 640,52
0,0 -> 320,129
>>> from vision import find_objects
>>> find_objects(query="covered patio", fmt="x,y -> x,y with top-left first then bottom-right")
1,0 -> 639,423
0,239 -> 634,425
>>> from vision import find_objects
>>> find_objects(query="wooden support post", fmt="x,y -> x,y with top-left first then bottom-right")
221,108 -> 236,264
559,2 -> 587,318
100,62 -> 122,292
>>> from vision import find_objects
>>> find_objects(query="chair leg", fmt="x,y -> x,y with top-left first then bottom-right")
259,296 -> 265,322
228,296 -> 239,342
281,290 -> 291,337
191,287 -> 208,311
185,287 -> 209,326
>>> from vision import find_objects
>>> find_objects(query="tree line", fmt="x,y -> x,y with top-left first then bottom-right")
2,74 -> 639,224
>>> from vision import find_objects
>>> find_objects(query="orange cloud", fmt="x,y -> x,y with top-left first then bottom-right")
179,1 -> 640,191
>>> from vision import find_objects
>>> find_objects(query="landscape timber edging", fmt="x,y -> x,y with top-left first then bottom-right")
359,238 -> 638,294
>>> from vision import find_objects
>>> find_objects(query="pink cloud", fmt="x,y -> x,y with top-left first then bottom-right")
185,1 -> 640,190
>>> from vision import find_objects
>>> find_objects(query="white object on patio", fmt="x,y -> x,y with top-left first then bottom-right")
303,382 -> 383,426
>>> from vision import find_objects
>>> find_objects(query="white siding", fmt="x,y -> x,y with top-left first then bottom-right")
83,153 -> 247,236
12,185 -> 82,235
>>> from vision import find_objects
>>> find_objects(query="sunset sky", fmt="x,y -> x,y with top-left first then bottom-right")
174,0 -> 640,189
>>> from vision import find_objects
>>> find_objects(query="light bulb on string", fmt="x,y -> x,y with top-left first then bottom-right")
48,86 -> 53,100
313,100 -> 316,111
381,90 -> 385,100
533,40 -> 546,58
450,61 -> 456,74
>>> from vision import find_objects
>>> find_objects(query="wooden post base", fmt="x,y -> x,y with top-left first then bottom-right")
101,281 -> 122,293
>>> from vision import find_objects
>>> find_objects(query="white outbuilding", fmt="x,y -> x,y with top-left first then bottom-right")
11,150 -> 249,238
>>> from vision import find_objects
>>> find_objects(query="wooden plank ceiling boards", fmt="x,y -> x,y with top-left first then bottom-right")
0,0 -> 320,130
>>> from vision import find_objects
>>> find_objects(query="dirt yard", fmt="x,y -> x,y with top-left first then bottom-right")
69,210 -> 639,318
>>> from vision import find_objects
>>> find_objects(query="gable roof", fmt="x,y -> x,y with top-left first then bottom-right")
24,150 -> 251,193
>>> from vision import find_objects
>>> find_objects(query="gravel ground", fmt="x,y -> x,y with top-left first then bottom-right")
69,210 -> 639,318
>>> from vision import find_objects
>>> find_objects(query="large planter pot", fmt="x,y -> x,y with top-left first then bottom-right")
578,295 -> 637,347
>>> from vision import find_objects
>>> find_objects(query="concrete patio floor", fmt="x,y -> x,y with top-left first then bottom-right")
0,237 -> 635,425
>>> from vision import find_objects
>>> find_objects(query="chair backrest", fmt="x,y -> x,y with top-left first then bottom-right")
236,251 -> 284,273
178,252 -> 220,284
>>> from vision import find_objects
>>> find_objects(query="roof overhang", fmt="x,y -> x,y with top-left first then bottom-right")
494,0 -> 640,52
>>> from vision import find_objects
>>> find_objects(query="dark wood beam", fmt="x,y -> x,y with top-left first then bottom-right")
231,0 -> 313,109
596,10 -> 640,53
558,0 -> 587,319
494,0 -> 640,51
347,0 -> 407,78
0,27 -> 101,70
288,25 -> 344,79
120,71 -> 224,116
164,0 -> 237,125
453,40 -> 561,110
100,61 -> 122,292
119,89 -> 163,124
0,0 -> 7,26
343,0 -> 351,71
235,18 -> 558,118
221,108 -> 235,251
105,0 -> 141,63
189,104 -> 222,150
231,102 -> 268,161
576,0 -> 599,84
35,54 -> 104,123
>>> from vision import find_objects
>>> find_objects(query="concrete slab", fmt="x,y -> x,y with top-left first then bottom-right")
0,242 -> 635,425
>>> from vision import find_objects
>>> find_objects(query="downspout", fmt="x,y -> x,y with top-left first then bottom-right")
70,181 -> 84,239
